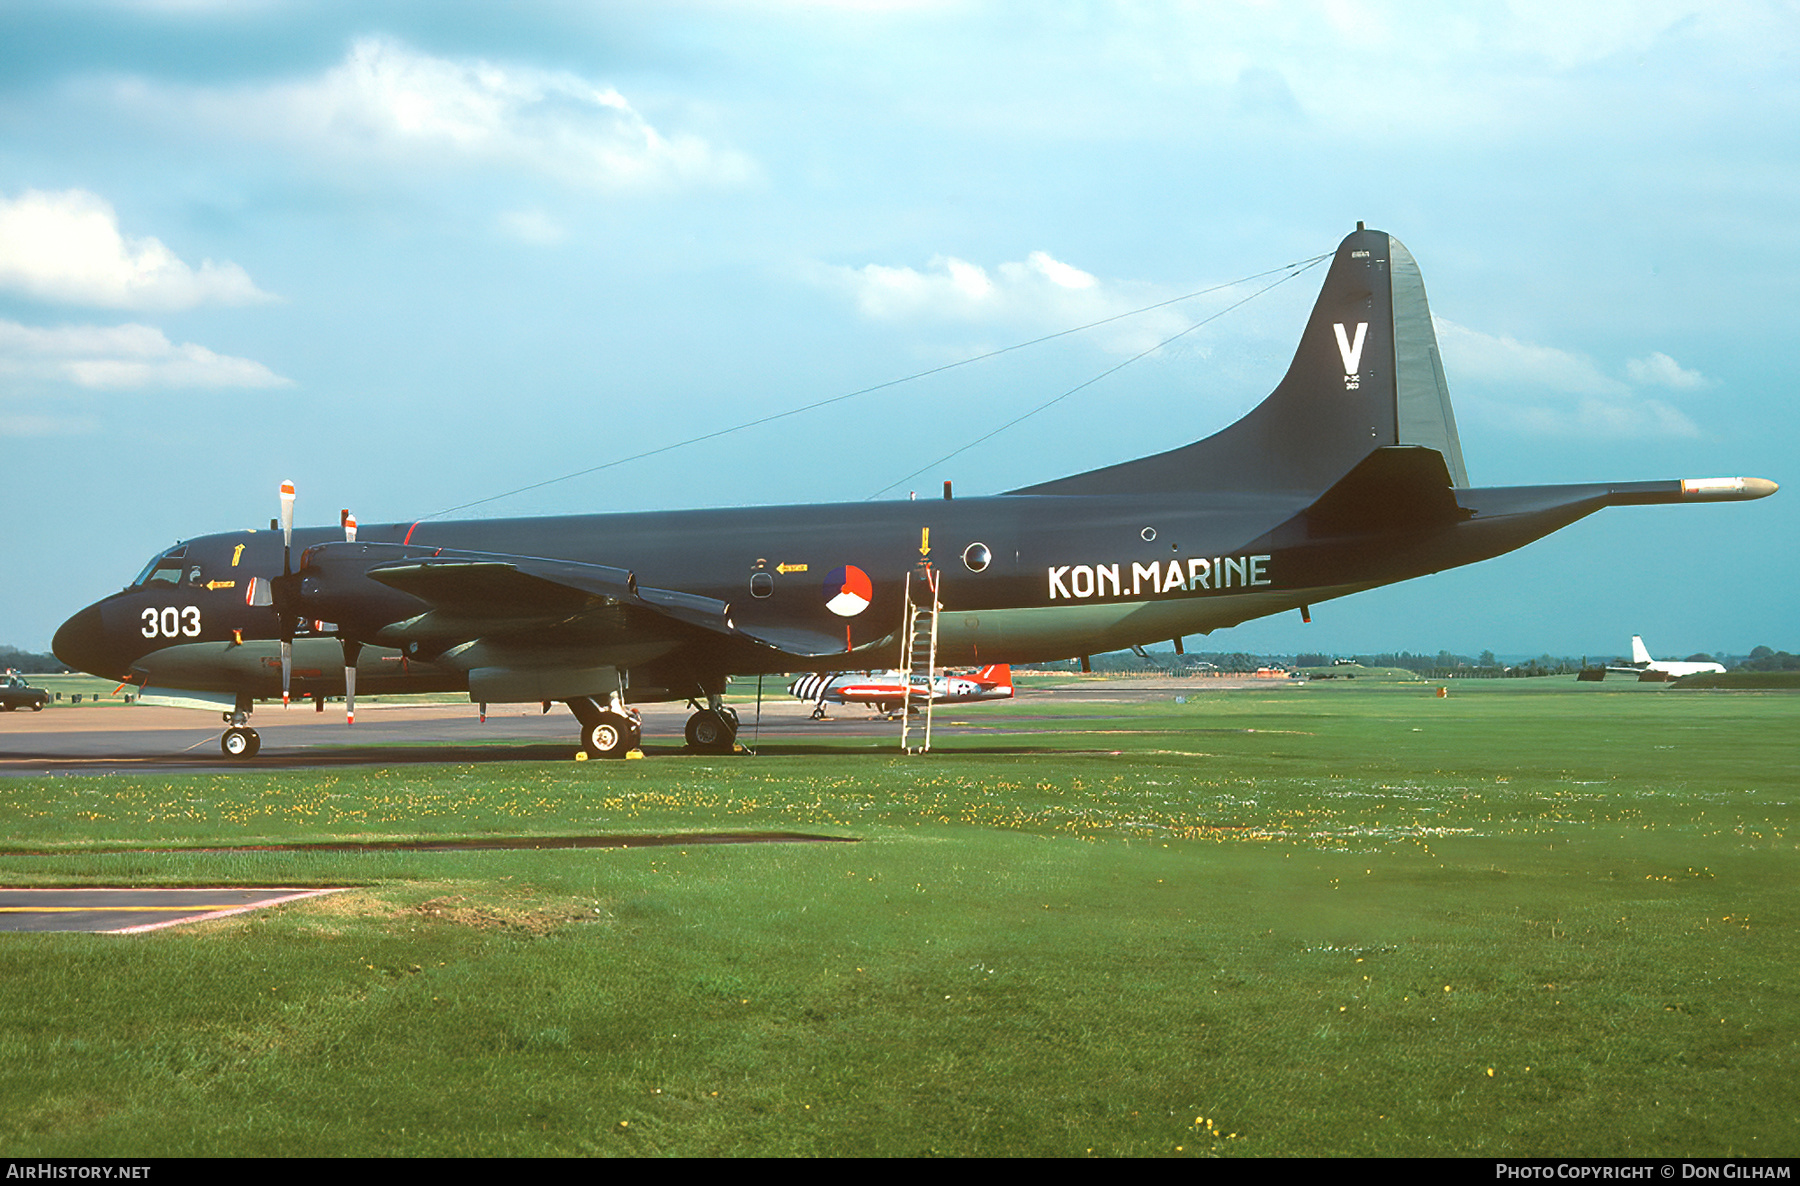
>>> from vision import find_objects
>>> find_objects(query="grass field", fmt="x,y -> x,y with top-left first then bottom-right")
0,679 -> 1794,1156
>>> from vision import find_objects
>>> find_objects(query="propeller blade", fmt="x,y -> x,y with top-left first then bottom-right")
280,480 -> 295,556
276,482 -> 298,704
342,639 -> 361,726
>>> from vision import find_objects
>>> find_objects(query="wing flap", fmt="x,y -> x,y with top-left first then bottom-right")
729,621 -> 853,658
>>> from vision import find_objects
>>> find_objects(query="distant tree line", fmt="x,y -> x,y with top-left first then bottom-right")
0,646 -> 64,673
1737,646 -> 1800,672
1028,651 -> 1275,674
1295,650 -> 1591,678
1024,644 -> 1800,678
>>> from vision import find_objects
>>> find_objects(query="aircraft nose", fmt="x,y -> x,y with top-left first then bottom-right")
52,604 -> 120,679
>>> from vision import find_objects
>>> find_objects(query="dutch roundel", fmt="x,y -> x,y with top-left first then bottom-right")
823,565 -> 872,617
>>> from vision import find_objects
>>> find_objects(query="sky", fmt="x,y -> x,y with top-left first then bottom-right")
1,0 -> 1794,661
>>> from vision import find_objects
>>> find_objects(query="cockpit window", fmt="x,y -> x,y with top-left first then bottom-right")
131,545 -> 188,589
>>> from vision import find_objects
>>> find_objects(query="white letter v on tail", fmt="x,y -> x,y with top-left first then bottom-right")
1333,321 -> 1368,374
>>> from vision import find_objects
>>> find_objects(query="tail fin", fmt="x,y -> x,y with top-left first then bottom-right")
972,663 -> 1012,688
1013,225 -> 1468,496
1631,637 -> 1653,666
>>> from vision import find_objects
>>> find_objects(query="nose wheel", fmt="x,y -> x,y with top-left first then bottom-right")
221,726 -> 261,759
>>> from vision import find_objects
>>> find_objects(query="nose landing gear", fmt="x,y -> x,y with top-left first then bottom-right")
220,708 -> 261,759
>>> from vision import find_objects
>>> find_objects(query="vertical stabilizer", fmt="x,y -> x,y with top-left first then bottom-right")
972,664 -> 1012,689
1014,226 -> 1468,496
1631,636 -> 1653,666
1390,238 -> 1469,487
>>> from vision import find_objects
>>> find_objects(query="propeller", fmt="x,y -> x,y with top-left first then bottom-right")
339,507 -> 358,723
271,482 -> 362,726
278,480 -> 295,707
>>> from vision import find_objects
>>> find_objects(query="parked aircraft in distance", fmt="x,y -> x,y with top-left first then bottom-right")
788,664 -> 1015,718
52,224 -> 1778,759
1606,636 -> 1728,681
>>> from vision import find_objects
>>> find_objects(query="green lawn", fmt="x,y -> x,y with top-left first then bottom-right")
0,680 -> 1793,1156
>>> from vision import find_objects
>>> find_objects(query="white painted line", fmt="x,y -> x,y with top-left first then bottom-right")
106,887 -> 350,934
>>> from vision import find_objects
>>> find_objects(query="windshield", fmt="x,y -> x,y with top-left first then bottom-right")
130,545 -> 188,589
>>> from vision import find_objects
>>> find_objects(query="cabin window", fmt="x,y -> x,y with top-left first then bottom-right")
962,542 -> 991,572
749,572 -> 774,598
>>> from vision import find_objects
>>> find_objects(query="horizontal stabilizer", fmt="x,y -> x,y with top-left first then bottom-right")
1302,446 -> 1469,536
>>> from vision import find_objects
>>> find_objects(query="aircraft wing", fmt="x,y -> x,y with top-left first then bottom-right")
367,554 -> 726,630
347,547 -> 848,657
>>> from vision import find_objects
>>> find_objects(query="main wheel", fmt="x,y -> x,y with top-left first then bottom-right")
684,708 -> 738,753
221,726 -> 261,759
582,712 -> 638,759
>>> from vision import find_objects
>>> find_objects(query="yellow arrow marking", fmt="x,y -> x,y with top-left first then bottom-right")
920,527 -> 930,557
206,580 -> 237,591
776,563 -> 808,574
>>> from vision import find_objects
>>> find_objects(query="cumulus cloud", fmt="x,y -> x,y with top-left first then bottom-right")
1626,350 -> 1710,389
161,36 -> 753,191
1434,316 -> 1700,438
0,320 -> 290,390
821,250 -> 1196,354
0,189 -> 271,311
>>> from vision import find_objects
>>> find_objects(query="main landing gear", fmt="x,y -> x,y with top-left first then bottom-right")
684,702 -> 739,754
568,693 -> 642,759
562,691 -> 749,760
